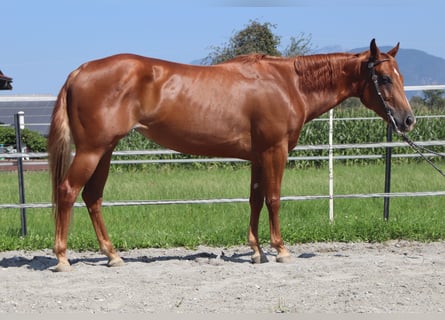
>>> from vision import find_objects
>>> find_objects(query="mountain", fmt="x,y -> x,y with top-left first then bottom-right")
350,46 -> 445,87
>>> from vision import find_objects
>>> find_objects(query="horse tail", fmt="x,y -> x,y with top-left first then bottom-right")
47,70 -> 78,218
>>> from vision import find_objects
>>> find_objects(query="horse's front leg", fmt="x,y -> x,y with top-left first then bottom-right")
262,145 -> 293,263
248,162 -> 268,264
265,194 -> 292,263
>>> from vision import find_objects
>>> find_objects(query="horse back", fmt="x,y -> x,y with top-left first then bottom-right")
64,54 -> 300,158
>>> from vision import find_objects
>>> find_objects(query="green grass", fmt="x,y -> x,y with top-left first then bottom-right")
0,161 -> 444,252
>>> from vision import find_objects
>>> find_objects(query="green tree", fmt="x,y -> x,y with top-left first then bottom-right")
282,33 -> 313,57
409,95 -> 426,110
422,89 -> 445,109
205,20 -> 313,65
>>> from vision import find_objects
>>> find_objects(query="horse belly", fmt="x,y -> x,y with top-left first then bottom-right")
135,114 -> 252,159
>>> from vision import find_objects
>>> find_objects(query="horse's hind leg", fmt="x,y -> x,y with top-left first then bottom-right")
54,150 -> 105,272
82,149 -> 124,268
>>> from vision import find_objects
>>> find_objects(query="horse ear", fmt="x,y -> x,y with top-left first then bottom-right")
370,38 -> 380,59
387,42 -> 400,57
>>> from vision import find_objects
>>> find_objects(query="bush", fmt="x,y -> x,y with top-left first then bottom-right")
0,126 -> 47,152
21,129 -> 47,152
0,126 -> 16,148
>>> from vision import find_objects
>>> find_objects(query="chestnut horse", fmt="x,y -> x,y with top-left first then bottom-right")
48,39 -> 415,271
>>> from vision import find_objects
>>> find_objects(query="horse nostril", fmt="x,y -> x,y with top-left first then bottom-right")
405,115 -> 415,127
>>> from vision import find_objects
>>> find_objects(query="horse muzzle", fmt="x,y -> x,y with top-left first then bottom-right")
389,109 -> 416,133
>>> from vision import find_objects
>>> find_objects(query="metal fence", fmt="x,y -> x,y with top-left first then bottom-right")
1,86 -> 445,236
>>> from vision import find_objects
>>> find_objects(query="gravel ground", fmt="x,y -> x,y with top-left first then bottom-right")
1,241 -> 444,314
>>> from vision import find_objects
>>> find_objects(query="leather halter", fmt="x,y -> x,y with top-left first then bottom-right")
368,59 -> 445,177
367,58 -> 401,133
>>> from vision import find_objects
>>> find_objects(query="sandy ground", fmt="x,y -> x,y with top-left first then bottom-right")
1,241 -> 444,314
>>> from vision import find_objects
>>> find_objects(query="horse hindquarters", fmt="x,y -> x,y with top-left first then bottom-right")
49,77 -> 125,271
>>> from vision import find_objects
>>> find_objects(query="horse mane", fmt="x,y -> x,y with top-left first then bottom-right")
294,53 -> 353,91
219,52 -> 358,93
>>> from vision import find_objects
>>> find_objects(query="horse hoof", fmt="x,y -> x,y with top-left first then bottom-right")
108,257 -> 125,267
276,254 -> 294,263
251,253 -> 269,264
54,263 -> 73,272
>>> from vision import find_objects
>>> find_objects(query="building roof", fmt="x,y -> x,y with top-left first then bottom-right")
0,95 -> 55,135
0,70 -> 13,90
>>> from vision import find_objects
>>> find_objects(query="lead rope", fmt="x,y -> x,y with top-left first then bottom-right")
399,132 -> 445,177
368,59 -> 445,178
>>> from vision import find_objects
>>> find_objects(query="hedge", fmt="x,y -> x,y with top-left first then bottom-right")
0,126 -> 47,152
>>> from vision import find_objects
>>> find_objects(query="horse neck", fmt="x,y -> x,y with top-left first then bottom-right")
293,53 -> 364,122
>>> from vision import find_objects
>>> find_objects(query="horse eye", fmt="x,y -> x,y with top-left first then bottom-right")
378,75 -> 392,85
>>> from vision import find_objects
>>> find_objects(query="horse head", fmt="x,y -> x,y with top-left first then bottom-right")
359,39 -> 416,133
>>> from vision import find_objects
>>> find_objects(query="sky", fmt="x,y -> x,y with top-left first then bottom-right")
1,0 -> 443,95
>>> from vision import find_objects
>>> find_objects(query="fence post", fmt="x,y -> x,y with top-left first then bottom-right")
328,109 -> 334,223
383,124 -> 392,221
15,111 -> 27,236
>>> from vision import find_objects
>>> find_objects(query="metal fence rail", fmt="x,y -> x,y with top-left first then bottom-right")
0,138 -> 444,211
2,190 -> 445,210
2,139 -> 445,163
